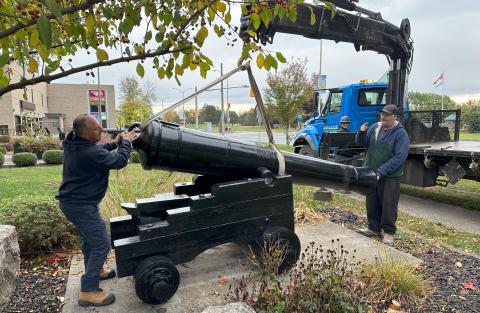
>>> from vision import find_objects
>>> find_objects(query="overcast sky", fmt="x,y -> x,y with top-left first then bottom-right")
57,0 -> 480,112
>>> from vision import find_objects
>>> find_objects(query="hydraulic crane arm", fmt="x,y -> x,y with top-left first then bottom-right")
240,0 -> 414,113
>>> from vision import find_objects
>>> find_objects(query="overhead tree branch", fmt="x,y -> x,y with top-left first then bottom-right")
0,0 -> 217,96
0,47 -> 190,96
0,0 -> 104,39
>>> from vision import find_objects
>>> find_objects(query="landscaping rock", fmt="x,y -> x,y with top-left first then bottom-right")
0,225 -> 20,310
201,302 -> 256,313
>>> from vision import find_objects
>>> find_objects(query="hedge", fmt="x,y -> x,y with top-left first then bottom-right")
42,150 -> 64,165
0,196 -> 77,255
0,146 -> 6,154
0,152 -> 3,167
12,152 -> 37,167
13,136 -> 62,159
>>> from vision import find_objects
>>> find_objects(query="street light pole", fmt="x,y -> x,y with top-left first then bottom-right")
173,87 -> 193,126
195,86 -> 198,129
219,63 -> 225,135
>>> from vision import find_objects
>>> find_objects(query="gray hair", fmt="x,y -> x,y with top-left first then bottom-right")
72,114 -> 93,136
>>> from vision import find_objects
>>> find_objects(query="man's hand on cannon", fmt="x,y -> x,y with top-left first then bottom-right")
115,133 -> 124,146
123,131 -> 138,143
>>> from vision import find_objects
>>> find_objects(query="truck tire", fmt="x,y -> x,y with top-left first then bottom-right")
298,145 -> 314,157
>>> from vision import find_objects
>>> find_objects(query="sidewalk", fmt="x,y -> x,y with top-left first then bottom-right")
62,221 -> 419,313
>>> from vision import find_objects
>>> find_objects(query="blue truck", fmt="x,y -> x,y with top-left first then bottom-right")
292,81 -> 391,159
290,81 -> 480,187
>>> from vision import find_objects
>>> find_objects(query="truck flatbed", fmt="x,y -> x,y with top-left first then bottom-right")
409,141 -> 480,158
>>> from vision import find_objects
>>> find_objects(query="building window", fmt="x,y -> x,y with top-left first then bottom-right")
0,125 -> 8,135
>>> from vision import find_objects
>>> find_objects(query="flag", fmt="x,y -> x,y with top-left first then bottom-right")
433,72 -> 444,87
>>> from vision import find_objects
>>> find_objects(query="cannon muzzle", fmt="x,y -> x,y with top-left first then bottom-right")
133,120 -> 376,192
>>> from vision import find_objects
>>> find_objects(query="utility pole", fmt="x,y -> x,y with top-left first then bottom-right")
219,63 -> 225,135
318,39 -> 323,114
195,86 -> 199,129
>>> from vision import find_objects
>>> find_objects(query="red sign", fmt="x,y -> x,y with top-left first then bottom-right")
88,90 -> 105,102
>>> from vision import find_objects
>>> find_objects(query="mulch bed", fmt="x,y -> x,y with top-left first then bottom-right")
315,207 -> 480,313
1,253 -> 71,313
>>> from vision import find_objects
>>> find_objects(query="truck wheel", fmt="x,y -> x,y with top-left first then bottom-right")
134,255 -> 180,304
298,145 -> 314,157
251,226 -> 301,274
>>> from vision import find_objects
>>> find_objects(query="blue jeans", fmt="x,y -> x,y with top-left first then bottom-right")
60,202 -> 110,292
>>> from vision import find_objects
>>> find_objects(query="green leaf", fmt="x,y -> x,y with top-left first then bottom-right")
308,6 -> 316,25
266,54 -> 277,70
36,44 -> 49,60
251,13 -> 261,30
288,7 -> 297,23
0,75 -> 8,88
96,48 -> 108,61
274,4 -> 286,19
144,31 -> 152,42
225,12 -> 231,24
157,67 -> 166,79
260,9 -> 272,27
241,4 -> 248,15
0,52 -> 10,67
276,51 -> 287,63
175,63 -> 184,76
136,63 -> 145,78
246,30 -> 256,37
28,57 -> 39,72
85,14 -> 95,33
44,0 -> 62,19
37,16 -> 52,49
214,1 -> 227,14
256,53 -> 265,69
196,26 -> 208,47
324,2 -> 337,18
125,46 -> 132,57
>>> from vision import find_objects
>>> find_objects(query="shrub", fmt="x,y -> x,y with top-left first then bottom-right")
0,152 -> 3,167
42,150 -> 64,165
13,136 -> 62,158
130,150 -> 140,163
12,152 -> 37,167
0,146 -> 6,154
0,195 -> 77,255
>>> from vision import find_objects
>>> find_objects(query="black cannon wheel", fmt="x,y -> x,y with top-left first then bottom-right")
251,226 -> 301,274
134,255 -> 180,304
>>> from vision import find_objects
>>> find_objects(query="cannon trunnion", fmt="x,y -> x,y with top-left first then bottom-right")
110,174 -> 300,304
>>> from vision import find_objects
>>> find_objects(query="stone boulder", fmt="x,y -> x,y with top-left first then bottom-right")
201,302 -> 256,313
0,225 -> 20,310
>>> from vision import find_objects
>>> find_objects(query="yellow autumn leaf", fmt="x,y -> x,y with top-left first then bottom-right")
28,57 -> 39,72
256,53 -> 265,69
96,48 -> 108,61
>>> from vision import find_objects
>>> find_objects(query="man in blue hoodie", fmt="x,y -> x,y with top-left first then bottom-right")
356,104 -> 410,246
56,114 -> 137,307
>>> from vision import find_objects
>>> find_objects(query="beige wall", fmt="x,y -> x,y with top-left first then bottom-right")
47,84 -> 116,129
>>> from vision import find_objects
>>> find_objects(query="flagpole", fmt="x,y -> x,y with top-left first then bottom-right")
441,71 -> 444,110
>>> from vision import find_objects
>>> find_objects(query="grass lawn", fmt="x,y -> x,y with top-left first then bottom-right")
401,178 -> 480,211
459,132 -> 480,140
255,142 -> 294,153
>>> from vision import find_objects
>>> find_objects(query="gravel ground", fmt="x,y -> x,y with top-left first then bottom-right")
1,253 -> 71,313
315,208 -> 480,313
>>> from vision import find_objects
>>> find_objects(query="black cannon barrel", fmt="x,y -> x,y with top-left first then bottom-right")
133,120 -> 376,192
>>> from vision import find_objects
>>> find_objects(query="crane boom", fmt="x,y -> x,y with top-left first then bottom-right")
240,0 -> 414,113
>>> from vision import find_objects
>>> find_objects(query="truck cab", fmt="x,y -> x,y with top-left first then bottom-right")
292,81 -> 402,159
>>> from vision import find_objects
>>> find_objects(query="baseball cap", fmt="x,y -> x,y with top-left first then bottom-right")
340,116 -> 350,123
380,104 -> 399,115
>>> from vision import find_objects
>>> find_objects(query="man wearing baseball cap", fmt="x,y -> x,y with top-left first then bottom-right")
355,104 -> 410,245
